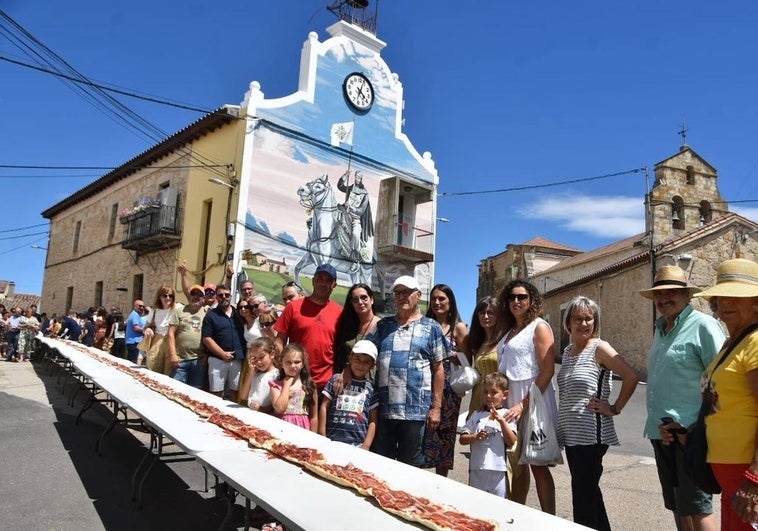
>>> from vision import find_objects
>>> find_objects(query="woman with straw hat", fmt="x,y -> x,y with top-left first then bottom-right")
694,258 -> 758,530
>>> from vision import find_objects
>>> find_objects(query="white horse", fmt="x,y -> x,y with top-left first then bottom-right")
293,175 -> 374,286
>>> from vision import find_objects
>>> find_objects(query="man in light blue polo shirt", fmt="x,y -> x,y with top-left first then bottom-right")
640,265 -> 725,531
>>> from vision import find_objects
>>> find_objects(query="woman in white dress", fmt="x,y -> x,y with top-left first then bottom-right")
497,279 -> 557,513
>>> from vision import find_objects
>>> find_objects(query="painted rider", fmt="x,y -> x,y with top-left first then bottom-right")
337,170 -> 373,262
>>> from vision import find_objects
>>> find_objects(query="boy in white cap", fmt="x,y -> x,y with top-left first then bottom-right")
319,339 -> 379,449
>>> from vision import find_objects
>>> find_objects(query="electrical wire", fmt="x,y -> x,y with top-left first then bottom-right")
0,223 -> 48,233
438,168 -> 647,197
0,230 -> 47,241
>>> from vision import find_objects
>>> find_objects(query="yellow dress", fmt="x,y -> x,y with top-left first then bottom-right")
467,346 -> 499,417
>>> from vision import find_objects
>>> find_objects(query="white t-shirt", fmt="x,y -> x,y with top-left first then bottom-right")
147,306 -> 182,336
248,368 -> 278,409
462,408 -> 516,472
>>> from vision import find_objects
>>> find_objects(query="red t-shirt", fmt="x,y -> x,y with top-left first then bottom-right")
274,297 -> 342,387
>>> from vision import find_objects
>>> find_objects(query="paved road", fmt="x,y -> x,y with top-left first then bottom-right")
0,358 -> 716,530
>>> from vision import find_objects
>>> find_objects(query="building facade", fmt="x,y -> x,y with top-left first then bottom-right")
39,16 -> 439,314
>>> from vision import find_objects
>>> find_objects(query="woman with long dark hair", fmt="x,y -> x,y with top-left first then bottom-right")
333,283 -> 379,374
422,283 -> 469,476
497,279 -> 557,513
467,296 -> 505,418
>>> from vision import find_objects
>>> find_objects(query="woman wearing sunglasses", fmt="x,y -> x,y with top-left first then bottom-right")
497,279 -> 558,513
144,284 -> 182,375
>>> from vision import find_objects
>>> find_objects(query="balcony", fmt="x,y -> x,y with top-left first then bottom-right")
120,205 -> 181,252
376,219 -> 435,263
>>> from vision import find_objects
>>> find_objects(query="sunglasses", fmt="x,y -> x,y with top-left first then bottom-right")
216,293 -> 232,299
507,294 -> 529,302
351,294 -> 371,304
283,281 -> 303,290
260,321 -> 274,328
190,291 -> 204,297
238,305 -> 249,310
204,290 -> 216,295
161,293 -> 174,299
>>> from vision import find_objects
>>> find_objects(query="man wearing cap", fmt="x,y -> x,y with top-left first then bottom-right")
640,265 -> 725,531
369,275 -> 448,466
274,264 -> 343,391
167,285 -> 208,389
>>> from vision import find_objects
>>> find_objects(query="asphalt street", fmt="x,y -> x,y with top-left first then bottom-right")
0,357 -> 718,530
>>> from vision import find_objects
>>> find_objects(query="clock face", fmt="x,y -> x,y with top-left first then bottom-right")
343,72 -> 374,111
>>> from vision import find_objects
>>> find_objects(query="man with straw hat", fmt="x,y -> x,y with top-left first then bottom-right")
640,265 -> 726,531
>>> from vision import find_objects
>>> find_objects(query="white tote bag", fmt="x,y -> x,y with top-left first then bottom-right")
449,351 -> 480,397
519,382 -> 563,466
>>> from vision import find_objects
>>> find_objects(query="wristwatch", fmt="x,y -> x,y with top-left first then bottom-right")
610,404 -> 619,415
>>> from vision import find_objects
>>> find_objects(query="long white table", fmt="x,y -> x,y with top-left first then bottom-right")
38,337 -> 588,530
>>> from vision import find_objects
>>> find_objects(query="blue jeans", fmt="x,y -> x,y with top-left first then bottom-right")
126,343 -> 140,364
371,418 -> 426,466
6,330 -> 19,360
171,359 -> 205,389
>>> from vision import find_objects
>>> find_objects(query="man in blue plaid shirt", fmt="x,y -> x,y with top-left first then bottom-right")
369,275 -> 448,465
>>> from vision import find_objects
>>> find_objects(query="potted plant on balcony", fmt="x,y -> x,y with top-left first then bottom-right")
119,197 -> 161,224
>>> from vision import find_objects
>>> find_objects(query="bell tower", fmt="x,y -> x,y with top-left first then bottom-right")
647,139 -> 729,245
327,0 -> 378,34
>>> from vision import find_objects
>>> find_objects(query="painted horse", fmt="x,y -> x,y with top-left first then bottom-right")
293,175 -> 374,286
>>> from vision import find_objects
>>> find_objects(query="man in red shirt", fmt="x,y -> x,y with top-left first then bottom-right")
274,264 -> 343,390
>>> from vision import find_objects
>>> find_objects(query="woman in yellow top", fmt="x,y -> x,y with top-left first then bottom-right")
694,258 -> 758,530
466,296 -> 504,418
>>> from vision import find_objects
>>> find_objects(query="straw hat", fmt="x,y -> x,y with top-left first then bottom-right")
639,265 -> 702,300
693,258 -> 758,300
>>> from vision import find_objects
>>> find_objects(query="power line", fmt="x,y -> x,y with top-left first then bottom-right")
0,223 -> 48,233
0,54 -> 217,114
0,163 -> 231,170
0,230 -> 47,241
438,167 -> 647,196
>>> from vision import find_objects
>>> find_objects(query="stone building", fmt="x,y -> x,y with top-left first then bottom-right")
528,145 -> 758,379
477,237 -> 582,301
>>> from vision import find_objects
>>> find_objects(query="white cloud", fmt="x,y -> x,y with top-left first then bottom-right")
518,194 -> 645,238
733,206 -> 758,223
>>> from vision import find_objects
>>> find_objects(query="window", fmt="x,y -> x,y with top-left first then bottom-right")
65,286 -> 74,312
94,281 -> 103,308
686,165 -> 695,185
699,200 -> 712,225
672,196 -> 685,230
133,274 -> 143,302
73,220 -> 81,253
108,203 -> 118,240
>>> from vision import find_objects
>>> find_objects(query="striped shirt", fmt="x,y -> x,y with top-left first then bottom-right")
557,339 -> 618,447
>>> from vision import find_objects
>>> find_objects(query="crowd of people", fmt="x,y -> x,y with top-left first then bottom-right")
18,255 -> 758,530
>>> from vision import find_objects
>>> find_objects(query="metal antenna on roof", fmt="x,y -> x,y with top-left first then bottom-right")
326,0 -> 378,34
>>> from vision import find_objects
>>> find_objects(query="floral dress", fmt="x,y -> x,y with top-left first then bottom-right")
17,316 -> 39,355
422,333 -> 462,470
269,380 -> 310,430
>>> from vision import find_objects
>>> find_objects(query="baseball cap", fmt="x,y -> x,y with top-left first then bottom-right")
351,340 -> 377,361
189,284 -> 205,295
314,263 -> 337,280
391,275 -> 420,292
203,283 -> 217,293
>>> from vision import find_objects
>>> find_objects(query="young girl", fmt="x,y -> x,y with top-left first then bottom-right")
459,373 -> 517,498
269,344 -> 318,432
238,337 -> 279,413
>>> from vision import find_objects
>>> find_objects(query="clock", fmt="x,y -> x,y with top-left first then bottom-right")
343,72 -> 374,112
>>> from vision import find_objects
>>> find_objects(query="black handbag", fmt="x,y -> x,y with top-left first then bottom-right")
683,323 -> 758,494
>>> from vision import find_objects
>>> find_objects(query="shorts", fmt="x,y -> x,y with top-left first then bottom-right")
469,469 -> 507,498
651,439 -> 713,516
208,356 -> 242,393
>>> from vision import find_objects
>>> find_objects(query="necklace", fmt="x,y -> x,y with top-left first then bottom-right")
358,316 -> 376,336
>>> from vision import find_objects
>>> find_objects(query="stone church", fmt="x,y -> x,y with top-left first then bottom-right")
482,144 -> 758,379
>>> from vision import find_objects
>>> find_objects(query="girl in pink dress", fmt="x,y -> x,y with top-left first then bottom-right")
269,343 -> 318,431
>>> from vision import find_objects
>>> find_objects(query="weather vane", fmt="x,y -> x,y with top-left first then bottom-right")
677,117 -> 688,147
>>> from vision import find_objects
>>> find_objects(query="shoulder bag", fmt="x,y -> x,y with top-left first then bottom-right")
684,323 -> 758,494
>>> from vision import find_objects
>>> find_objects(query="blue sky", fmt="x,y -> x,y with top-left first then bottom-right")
2,1 -> 757,320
